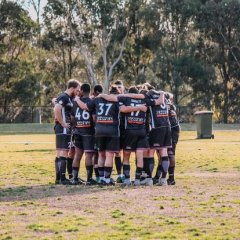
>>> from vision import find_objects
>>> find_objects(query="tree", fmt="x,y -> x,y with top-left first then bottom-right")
43,0 -> 131,92
0,0 -> 39,122
196,0 -> 240,123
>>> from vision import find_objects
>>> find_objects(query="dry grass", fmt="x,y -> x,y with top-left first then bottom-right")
0,131 -> 240,240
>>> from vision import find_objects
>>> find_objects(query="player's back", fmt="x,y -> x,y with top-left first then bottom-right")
94,97 -> 120,137
119,96 -> 147,132
71,97 -> 94,136
147,90 -> 170,128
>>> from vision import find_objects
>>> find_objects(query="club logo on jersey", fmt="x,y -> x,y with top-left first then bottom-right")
96,116 -> 113,123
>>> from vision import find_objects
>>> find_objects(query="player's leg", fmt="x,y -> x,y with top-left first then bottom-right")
157,147 -> 169,186
167,146 -> 176,185
71,134 -> 84,184
104,151 -> 115,185
55,151 -> 61,184
156,127 -> 172,186
168,128 -> 179,185
136,136 -> 152,186
93,151 -> 99,182
83,135 -> 96,185
134,149 -> 144,186
96,137 -> 106,183
122,131 -> 136,185
115,151 -> 123,183
103,137 -> 120,185
56,133 -> 72,184
122,150 -> 131,185
67,146 -> 74,179
85,152 -> 96,184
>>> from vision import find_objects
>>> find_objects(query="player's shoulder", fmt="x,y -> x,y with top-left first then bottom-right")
80,96 -> 92,103
56,92 -> 70,104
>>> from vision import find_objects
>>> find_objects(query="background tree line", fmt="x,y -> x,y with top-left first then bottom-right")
0,0 -> 240,123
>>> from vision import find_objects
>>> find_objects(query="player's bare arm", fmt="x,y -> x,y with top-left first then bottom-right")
75,97 -> 89,110
120,104 -> 147,113
118,93 -> 145,99
154,91 -> 165,105
54,104 -> 70,128
96,94 -> 118,102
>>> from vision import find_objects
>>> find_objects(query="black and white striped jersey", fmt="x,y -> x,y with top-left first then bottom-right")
146,91 -> 170,128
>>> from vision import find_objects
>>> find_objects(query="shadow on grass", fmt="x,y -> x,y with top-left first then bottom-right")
0,184 -> 123,202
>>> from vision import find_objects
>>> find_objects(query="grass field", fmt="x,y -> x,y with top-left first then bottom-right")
0,130 -> 240,239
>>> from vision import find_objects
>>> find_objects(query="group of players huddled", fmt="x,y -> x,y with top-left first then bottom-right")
53,79 -> 180,186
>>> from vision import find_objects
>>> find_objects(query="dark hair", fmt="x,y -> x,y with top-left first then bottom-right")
136,84 -> 143,90
81,83 -> 91,94
114,80 -> 123,86
67,79 -> 80,89
128,86 -> 139,94
139,89 -> 148,94
109,85 -> 120,94
93,84 -> 103,94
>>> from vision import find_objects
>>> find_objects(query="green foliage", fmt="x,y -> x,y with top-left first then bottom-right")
1,0 -> 240,122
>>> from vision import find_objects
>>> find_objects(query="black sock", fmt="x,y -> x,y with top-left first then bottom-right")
143,158 -> 149,175
55,157 -> 60,181
86,165 -> 93,181
115,157 -> 122,175
104,167 -> 113,181
67,158 -> 73,179
94,167 -> 99,178
149,157 -> 154,178
155,165 -> 163,179
123,164 -> 130,179
72,167 -> 79,180
98,167 -> 104,178
161,156 -> 169,178
135,167 -> 143,180
168,166 -> 175,181
59,156 -> 67,181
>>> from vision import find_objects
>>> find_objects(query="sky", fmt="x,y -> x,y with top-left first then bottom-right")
24,0 -> 47,21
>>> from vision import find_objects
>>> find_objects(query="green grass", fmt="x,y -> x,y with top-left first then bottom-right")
0,123 -> 54,134
0,123 -> 239,135
0,131 -> 240,239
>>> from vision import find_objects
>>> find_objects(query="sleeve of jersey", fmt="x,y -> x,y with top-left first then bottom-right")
86,98 -> 96,111
56,95 -> 68,107
144,98 -> 155,106
117,96 -> 127,106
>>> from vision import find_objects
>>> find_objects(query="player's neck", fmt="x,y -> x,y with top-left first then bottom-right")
65,89 -> 72,97
81,93 -> 90,98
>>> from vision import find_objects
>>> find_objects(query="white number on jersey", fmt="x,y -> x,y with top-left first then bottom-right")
98,103 -> 112,116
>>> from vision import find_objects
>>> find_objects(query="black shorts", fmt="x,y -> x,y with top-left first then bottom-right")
120,129 -> 125,150
149,127 -> 172,149
73,134 -> 95,152
54,123 -> 71,135
56,134 -> 72,150
122,130 -> 149,151
96,137 -> 120,152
